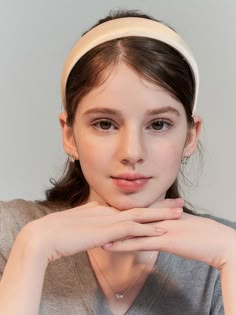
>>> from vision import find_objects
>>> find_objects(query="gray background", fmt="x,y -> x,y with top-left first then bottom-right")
0,0 -> 235,220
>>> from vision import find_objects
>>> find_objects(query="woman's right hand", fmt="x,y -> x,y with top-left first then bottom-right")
20,198 -> 184,263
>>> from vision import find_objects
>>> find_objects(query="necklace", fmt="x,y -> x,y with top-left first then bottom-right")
88,249 -> 155,300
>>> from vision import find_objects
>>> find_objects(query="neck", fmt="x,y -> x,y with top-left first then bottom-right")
88,247 -> 158,304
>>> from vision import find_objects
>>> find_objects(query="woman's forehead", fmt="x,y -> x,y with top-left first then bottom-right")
78,62 -> 182,111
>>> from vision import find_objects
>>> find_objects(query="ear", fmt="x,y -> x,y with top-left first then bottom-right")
59,112 -> 79,159
183,115 -> 202,157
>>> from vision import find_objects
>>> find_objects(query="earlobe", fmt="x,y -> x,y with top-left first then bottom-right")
183,115 -> 202,157
59,112 -> 79,159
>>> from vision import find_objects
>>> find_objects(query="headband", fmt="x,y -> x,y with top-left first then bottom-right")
61,17 -> 199,114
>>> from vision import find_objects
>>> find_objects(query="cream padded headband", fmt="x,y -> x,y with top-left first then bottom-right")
61,17 -> 199,114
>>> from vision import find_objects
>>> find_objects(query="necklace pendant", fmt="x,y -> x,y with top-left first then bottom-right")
115,293 -> 124,300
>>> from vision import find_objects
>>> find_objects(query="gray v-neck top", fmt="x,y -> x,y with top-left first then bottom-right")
1,199 -> 235,314
41,250 -> 223,315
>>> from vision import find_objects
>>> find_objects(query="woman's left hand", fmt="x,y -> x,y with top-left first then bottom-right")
104,212 -> 236,270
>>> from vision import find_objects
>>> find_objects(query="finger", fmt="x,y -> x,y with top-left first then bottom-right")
149,198 -> 184,209
62,201 -> 99,214
64,203 -> 118,217
96,221 -> 167,248
116,207 -> 183,224
103,235 -> 162,252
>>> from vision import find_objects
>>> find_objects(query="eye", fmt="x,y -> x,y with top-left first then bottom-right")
149,119 -> 171,131
93,119 -> 117,130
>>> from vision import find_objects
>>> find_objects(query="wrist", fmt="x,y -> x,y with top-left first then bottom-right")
16,222 -> 50,269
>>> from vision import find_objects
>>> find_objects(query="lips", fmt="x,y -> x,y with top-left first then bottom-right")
111,174 -> 151,192
111,173 -> 151,180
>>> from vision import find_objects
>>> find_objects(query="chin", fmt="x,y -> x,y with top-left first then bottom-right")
89,189 -> 165,211
106,197 -> 154,211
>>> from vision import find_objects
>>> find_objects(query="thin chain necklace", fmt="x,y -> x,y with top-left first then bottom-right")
89,249 -> 155,300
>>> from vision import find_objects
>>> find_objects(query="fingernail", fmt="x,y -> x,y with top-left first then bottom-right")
174,208 -> 183,214
103,243 -> 113,248
155,227 -> 166,235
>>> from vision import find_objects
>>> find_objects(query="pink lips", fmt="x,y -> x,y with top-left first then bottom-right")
111,173 -> 151,192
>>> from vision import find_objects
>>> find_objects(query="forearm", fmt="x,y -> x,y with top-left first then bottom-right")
0,227 -> 48,315
220,255 -> 236,315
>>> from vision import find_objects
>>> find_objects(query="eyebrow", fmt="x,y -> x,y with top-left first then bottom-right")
83,106 -> 180,117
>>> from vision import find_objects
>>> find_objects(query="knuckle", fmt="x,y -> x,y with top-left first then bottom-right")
167,207 -> 176,214
161,207 -> 174,216
124,220 -> 137,232
132,208 -> 146,220
110,207 -> 119,214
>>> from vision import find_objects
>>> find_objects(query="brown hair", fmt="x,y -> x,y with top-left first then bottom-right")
39,9 -> 198,213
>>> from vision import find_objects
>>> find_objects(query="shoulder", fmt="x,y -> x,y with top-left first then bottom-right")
0,199 -> 53,229
0,199 -> 53,262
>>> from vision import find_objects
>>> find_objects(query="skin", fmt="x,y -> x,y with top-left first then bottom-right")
60,62 -> 201,210
0,62 -> 236,315
0,200 -> 184,315
57,62 -> 236,313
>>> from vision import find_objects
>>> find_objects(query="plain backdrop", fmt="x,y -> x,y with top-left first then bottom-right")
0,0 -> 235,220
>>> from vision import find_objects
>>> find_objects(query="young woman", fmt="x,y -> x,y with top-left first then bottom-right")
0,9 -> 235,315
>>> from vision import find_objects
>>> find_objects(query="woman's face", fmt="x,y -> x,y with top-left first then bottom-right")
61,62 -> 200,210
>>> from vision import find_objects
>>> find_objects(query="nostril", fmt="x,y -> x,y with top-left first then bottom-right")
121,159 -> 144,166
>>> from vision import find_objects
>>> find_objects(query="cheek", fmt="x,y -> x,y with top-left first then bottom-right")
76,136 -> 110,178
153,139 -> 184,171
78,141 -> 99,164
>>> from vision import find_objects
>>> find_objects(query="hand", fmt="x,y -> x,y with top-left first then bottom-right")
19,198 -> 184,263
104,212 -> 236,270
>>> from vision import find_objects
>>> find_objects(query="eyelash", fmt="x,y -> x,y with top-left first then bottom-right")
91,119 -> 172,132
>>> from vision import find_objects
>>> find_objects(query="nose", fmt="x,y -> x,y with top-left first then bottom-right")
116,126 -> 145,166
